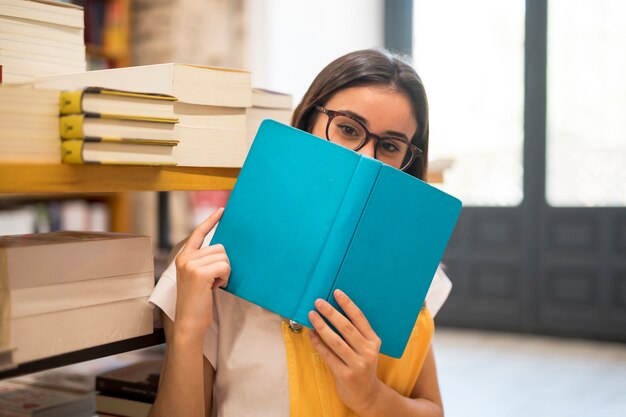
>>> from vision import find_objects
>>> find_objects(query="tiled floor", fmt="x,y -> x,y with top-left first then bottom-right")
433,328 -> 626,417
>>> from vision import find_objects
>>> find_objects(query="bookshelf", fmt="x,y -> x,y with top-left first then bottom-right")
0,164 -> 240,193
0,163 -> 238,381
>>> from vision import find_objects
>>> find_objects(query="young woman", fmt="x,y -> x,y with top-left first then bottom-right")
148,49 -> 445,417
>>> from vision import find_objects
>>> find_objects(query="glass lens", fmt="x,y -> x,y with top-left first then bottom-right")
328,115 -> 366,149
376,138 -> 410,169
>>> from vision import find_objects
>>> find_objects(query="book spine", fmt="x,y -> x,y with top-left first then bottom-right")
292,157 -> 381,326
96,378 -> 157,403
60,90 -> 85,115
59,114 -> 85,140
61,140 -> 89,164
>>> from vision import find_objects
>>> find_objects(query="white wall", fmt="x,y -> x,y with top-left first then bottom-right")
245,0 -> 384,104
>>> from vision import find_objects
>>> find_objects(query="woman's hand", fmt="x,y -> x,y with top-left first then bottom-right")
308,289 -> 384,413
174,207 -> 230,337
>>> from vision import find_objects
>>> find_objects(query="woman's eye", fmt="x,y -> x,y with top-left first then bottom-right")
380,140 -> 401,153
338,124 -> 359,137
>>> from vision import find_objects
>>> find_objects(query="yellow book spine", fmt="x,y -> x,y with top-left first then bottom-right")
96,88 -> 177,101
59,90 -> 85,115
97,113 -> 178,124
59,114 -> 85,140
61,140 -> 87,164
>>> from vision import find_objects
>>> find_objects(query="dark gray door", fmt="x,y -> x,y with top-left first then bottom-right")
398,0 -> 626,341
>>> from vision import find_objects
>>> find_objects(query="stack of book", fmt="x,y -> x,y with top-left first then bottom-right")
34,63 -> 253,167
58,87 -> 179,165
0,85 -> 60,162
247,88 -> 293,145
0,231 -> 155,371
95,359 -> 162,417
0,0 -> 86,84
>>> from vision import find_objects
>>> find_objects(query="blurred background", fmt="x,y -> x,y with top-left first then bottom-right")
1,0 -> 625,415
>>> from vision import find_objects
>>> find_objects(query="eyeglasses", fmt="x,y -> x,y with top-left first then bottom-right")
315,106 -> 422,172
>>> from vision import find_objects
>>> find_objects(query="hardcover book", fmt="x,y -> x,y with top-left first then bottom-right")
211,120 -> 462,358
95,359 -> 162,403
60,87 -> 178,119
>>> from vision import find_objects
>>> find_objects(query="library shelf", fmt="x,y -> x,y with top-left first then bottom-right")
0,164 -> 240,193
0,330 -> 165,381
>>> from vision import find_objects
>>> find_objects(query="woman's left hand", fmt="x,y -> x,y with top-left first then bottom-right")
308,289 -> 384,413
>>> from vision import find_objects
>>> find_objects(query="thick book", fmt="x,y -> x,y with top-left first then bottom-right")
0,0 -> 84,29
5,296 -> 153,366
251,87 -> 292,109
0,86 -> 60,163
60,87 -> 178,119
96,394 -> 152,417
61,138 -> 177,166
171,125 -> 247,167
211,120 -> 462,358
34,63 -> 252,107
0,231 -> 154,368
59,113 -> 177,141
246,87 -> 293,145
95,359 -> 162,403
0,231 -> 153,289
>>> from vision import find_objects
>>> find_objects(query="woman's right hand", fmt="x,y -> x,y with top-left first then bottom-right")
174,207 -> 230,337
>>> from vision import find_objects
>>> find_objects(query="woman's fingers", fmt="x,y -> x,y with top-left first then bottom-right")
181,207 -> 224,254
332,289 -> 378,342
180,244 -> 230,264
308,309 -> 359,365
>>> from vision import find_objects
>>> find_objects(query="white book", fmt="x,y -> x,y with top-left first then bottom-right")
0,38 -> 85,61
251,87 -> 293,109
172,125 -> 248,167
9,296 -> 154,364
0,231 -> 153,289
0,47 -> 85,67
174,102 -> 246,128
10,271 -> 155,318
0,86 -> 59,116
0,54 -> 85,74
0,15 -> 84,44
246,107 -> 293,145
0,0 -> 84,29
35,63 -> 252,107
0,28 -> 84,47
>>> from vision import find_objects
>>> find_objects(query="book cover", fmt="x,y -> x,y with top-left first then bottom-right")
211,120 -> 462,358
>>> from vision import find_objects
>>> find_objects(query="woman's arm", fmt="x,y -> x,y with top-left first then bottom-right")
148,315 -> 215,417
148,208 -> 229,417
309,290 -> 443,417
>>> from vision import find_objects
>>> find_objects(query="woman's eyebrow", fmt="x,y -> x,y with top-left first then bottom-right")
339,109 -> 410,141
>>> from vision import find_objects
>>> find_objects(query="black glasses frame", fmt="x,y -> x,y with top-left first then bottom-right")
315,106 -> 422,171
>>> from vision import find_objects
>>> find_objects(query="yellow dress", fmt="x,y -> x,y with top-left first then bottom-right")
281,307 -> 434,416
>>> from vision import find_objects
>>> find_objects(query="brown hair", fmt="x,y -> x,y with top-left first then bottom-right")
291,48 -> 429,180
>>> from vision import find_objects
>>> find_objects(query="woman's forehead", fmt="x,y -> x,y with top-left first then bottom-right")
324,86 -> 418,135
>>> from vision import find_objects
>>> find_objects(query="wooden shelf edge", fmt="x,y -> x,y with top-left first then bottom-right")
0,330 -> 165,381
0,164 -> 240,193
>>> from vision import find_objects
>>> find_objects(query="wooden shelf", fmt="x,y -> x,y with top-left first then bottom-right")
0,164 -> 240,193
0,330 -> 165,381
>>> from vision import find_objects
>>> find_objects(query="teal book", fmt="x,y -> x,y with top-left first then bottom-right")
211,120 -> 462,358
